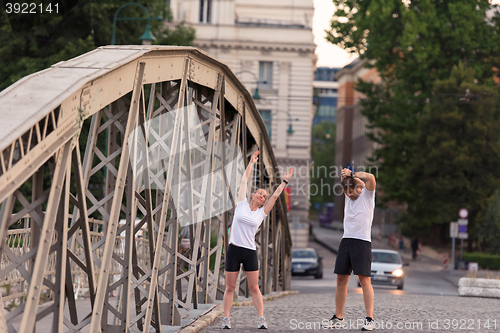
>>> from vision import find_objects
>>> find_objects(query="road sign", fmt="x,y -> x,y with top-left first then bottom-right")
458,219 -> 468,239
459,208 -> 468,219
450,222 -> 458,238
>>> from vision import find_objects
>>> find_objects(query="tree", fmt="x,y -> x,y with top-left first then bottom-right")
403,63 -> 500,244
326,0 -> 500,205
0,1 -> 195,225
310,122 -> 336,211
156,22 -> 196,46
0,1 -> 195,91
477,189 -> 500,254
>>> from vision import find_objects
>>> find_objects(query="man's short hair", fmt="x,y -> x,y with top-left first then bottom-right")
341,177 -> 356,191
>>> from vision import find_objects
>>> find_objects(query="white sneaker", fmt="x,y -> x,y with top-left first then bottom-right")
258,316 -> 268,329
361,317 -> 374,331
329,314 -> 345,329
221,316 -> 231,329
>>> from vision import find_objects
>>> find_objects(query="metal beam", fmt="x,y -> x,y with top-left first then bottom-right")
89,62 -> 146,333
0,48 -> 292,332
19,140 -> 73,333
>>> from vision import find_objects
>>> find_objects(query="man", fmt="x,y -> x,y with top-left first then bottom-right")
330,168 -> 376,331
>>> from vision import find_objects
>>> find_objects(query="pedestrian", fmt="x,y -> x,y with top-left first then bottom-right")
329,168 -> 376,331
411,237 -> 419,260
221,150 -> 293,329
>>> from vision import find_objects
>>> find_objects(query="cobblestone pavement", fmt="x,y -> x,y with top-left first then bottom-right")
198,292 -> 500,332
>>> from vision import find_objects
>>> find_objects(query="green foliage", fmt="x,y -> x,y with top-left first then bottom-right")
327,0 -> 500,245
463,252 -> 500,270
404,63 -> 500,243
327,0 -> 500,205
477,189 -> 500,254
310,122 -> 336,209
156,22 -> 196,46
0,1 -> 195,92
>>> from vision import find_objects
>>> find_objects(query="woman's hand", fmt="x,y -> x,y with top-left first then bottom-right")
264,167 -> 294,215
250,150 -> 259,164
283,167 -> 293,181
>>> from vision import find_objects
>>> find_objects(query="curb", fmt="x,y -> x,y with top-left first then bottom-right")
175,290 -> 299,333
176,304 -> 224,333
314,236 -> 338,254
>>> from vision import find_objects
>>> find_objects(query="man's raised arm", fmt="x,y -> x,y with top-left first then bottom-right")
352,171 -> 376,191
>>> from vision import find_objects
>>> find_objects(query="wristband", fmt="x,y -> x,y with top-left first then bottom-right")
350,171 -> 355,178
282,179 -> 288,185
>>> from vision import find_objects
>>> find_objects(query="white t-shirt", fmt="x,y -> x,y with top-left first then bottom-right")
229,199 -> 268,250
343,188 -> 375,242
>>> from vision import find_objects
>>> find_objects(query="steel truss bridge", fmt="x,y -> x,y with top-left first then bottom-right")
0,46 -> 292,332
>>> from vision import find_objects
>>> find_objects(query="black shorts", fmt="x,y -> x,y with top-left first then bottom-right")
334,238 -> 372,276
225,244 -> 258,272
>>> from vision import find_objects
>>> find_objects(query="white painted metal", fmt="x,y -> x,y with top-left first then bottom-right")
0,46 -> 292,332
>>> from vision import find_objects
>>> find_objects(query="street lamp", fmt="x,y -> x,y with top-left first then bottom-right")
111,2 -> 163,45
325,127 -> 332,139
272,110 -> 299,136
139,23 -> 155,45
234,70 -> 267,100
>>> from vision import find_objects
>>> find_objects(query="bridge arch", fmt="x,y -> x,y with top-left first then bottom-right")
0,46 -> 292,332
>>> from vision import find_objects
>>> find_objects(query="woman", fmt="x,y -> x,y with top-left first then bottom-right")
221,150 -> 293,329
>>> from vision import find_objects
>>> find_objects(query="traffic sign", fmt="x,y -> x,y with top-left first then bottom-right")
459,208 -> 468,219
458,219 -> 468,239
450,221 -> 458,238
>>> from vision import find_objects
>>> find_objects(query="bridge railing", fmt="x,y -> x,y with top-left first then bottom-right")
0,46 -> 292,333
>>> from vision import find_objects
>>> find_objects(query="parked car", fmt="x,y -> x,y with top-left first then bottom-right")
362,249 -> 408,290
291,248 -> 323,279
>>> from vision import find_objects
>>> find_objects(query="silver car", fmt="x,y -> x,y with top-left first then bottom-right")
369,249 -> 408,290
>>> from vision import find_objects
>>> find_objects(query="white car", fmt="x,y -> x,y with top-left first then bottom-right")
366,249 -> 408,290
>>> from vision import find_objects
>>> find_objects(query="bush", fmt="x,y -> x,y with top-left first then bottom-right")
463,252 -> 500,271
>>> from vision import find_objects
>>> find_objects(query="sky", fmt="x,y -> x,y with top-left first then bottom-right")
313,0 -> 358,69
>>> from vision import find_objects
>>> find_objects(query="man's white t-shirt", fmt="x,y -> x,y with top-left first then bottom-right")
229,199 -> 268,250
343,188 -> 375,242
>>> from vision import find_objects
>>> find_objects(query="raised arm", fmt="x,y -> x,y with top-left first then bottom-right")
263,167 -> 294,215
352,171 -> 376,191
237,150 -> 259,202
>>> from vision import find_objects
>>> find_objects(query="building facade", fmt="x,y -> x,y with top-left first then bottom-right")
169,0 -> 316,247
313,67 -> 339,124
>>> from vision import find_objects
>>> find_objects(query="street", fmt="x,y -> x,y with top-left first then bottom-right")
198,226 -> 499,332
292,226 -> 458,297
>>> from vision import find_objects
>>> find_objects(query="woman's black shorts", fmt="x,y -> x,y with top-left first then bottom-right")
225,244 -> 258,272
334,238 -> 372,276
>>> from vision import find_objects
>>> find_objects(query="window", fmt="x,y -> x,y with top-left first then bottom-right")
259,61 -> 273,90
199,0 -> 212,23
259,110 -> 272,139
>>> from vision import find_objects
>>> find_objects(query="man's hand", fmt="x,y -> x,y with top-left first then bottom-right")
341,168 -> 353,181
